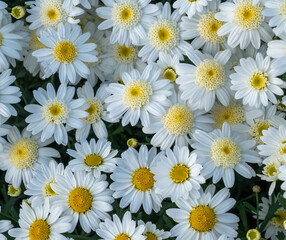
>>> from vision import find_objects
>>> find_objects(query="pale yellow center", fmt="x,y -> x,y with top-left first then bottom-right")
30,30 -> 46,51
271,208 -> 286,227
249,120 -> 270,143
114,43 -> 137,64
43,100 -> 69,124
83,98 -> 103,124
53,41 -> 77,63
44,180 -> 57,197
250,73 -> 268,90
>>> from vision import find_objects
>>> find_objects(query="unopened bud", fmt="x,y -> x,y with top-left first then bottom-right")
127,138 -> 138,148
8,185 -> 21,197
11,6 -> 25,19
246,229 -> 261,240
252,185 -> 261,193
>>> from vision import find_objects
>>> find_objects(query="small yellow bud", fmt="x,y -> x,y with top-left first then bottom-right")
252,185 -> 261,193
11,6 -> 25,19
127,138 -> 138,148
8,185 -> 22,197
246,229 -> 261,240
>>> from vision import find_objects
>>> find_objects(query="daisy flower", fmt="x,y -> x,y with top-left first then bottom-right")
180,0 -> 229,55
278,165 -> 286,198
151,146 -> 205,202
143,90 -> 213,150
76,82 -> 110,141
176,49 -> 232,112
96,211 -> 145,240
138,2 -> 193,62
26,0 -> 84,31
8,199 -> 72,240
105,65 -> 173,127
0,126 -> 60,189
25,83 -> 89,145
230,53 -> 286,108
110,145 -> 163,214
215,0 -> 273,49
267,32 -> 286,59
167,185 -> 239,240
138,220 -> 171,240
67,138 -> 118,178
0,117 -> 10,152
0,1 -> 7,21
192,122 -> 261,188
173,0 -> 211,19
96,0 -> 159,46
0,206 -> 13,240
51,170 -> 114,233
33,22 -> 98,84
24,159 -> 65,208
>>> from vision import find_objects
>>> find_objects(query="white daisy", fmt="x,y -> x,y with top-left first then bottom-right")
25,83 -> 89,145
105,65 -> 173,127
192,122 -> 261,188
67,138 -> 118,178
230,53 -> 286,108
33,22 -> 98,84
0,206 -> 13,240
110,145 -> 163,214
278,165 -> 286,198
173,0 -> 211,19
167,185 -> 239,239
24,159 -> 65,208
138,2 -> 193,62
151,146 -> 205,202
176,49 -> 232,112
96,0 -> 159,46
51,170 -> 114,233
96,211 -> 145,240
267,32 -> 286,59
76,82 -> 110,141
143,90 -> 214,150
0,117 -> 10,152
138,220 -> 171,240
8,199 -> 72,240
0,1 -> 8,21
180,0 -> 229,55
0,126 -> 60,189
215,0 -> 273,49
26,0 -> 84,31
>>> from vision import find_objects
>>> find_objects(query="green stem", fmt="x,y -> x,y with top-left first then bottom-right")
0,212 -> 18,224
237,193 -> 255,203
63,233 -> 92,240
256,192 -> 259,229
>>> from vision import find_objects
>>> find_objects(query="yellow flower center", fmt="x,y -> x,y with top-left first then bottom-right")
29,219 -> 51,240
53,41 -> 77,63
249,120 -> 270,143
170,164 -> 190,184
84,154 -> 103,167
29,30 -> 46,51
83,98 -> 103,124
40,0 -> 67,28
281,2 -> 286,19
189,205 -> 216,232
210,137 -> 241,168
68,187 -> 93,213
163,67 -> 177,82
198,12 -> 226,44
10,138 -> 39,170
272,208 -> 286,227
189,0 -> 198,2
162,104 -> 194,136
112,0 -> 142,29
250,73 -> 268,90
114,233 -> 131,240
114,43 -> 137,64
43,100 -> 69,124
279,144 -> 286,156
148,20 -> 179,51
122,80 -> 152,109
233,0 -> 264,30
265,164 -> 278,177
145,232 -> 157,240
0,33 -> 3,46
195,59 -> 226,91
44,180 -> 57,197
131,167 -> 155,191
213,102 -> 245,128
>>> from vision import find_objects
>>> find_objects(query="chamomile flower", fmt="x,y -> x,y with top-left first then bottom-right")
96,211 -> 145,240
138,2 -> 193,62
0,206 -> 13,240
25,83 -> 89,145
138,220 -> 171,240
176,50 -> 232,112
96,0 -> 159,46
192,122 -> 261,188
215,0 -> 273,49
24,160 -> 65,208
230,53 -> 286,108
67,138 -> 118,178
167,185 -> 239,239
0,126 -> 60,189
76,82 -> 110,141
8,199 -> 72,240
0,118 -> 10,152
151,146 -> 205,202
26,0 -> 84,31
51,170 -> 114,233
143,90 -> 213,150
33,23 -> 98,84
110,145 -> 163,214
173,0 -> 211,19
180,0 -> 229,55
105,65 -> 173,127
